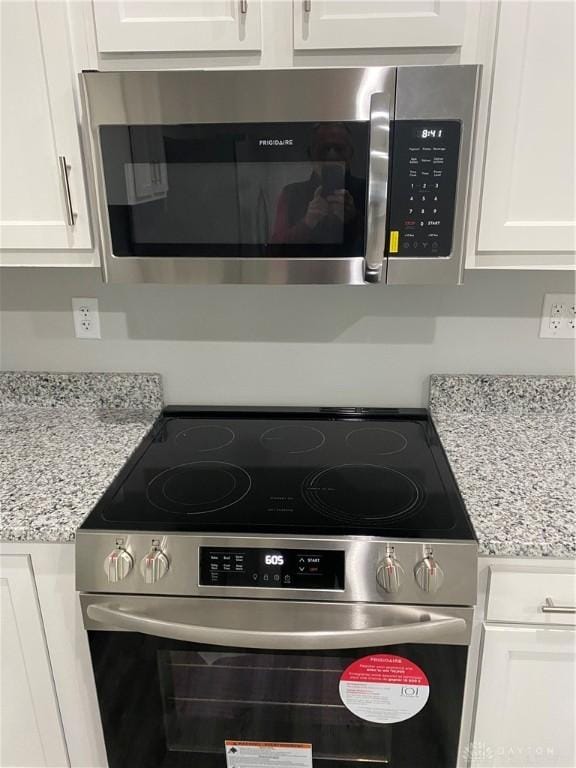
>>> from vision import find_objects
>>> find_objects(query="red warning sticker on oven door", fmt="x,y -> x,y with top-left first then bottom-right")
225,741 -> 312,768
339,654 -> 429,724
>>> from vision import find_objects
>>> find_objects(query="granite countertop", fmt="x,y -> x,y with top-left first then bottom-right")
430,375 -> 575,559
0,373 -> 163,543
3,371 -> 574,556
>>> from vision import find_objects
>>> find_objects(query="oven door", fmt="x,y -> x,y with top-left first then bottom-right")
82,596 -> 471,768
81,68 -> 395,285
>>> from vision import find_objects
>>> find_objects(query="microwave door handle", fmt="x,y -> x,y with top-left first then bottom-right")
364,90 -> 393,283
86,602 -> 466,649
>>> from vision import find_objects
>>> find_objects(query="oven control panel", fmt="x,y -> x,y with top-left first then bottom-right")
199,547 -> 345,590
387,120 -> 461,258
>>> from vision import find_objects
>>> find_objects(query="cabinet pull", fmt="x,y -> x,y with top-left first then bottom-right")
304,0 -> 312,11
541,597 -> 576,615
58,155 -> 75,227
240,0 -> 247,13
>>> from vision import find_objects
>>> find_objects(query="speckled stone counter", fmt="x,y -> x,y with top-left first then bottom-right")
430,375 -> 575,558
0,373 -> 162,543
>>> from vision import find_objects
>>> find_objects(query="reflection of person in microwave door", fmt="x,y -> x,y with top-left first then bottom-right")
270,123 -> 366,251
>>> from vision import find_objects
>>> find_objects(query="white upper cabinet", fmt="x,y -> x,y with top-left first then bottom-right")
92,0 -> 262,53
293,0 -> 467,50
477,1 -> 575,256
0,1 -> 91,252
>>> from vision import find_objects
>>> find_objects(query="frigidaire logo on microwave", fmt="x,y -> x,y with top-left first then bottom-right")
259,139 -> 294,146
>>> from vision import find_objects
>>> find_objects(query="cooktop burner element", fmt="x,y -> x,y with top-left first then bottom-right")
174,425 -> 235,452
303,463 -> 421,524
345,427 -> 408,455
260,425 -> 326,454
85,408 -> 475,541
147,461 -> 251,514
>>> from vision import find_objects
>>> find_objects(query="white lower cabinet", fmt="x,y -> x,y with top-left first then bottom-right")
472,626 -> 575,767
0,545 -> 108,768
468,562 -> 576,768
0,555 -> 69,767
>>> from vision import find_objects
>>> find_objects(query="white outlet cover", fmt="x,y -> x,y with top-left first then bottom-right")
72,298 -> 101,339
540,293 -> 576,339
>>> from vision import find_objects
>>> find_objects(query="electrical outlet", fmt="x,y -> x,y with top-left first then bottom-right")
72,298 -> 101,339
540,293 -> 576,339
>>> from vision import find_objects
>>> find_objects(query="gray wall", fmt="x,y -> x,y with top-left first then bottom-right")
0,268 -> 573,406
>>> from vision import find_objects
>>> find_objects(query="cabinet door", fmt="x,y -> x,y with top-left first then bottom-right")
478,1 -> 575,254
0,1 -> 91,251
294,0 -> 467,50
0,555 -> 69,767
471,625 -> 576,767
92,0 -> 262,53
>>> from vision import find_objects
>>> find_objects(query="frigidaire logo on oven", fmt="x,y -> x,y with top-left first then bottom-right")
259,139 -> 294,146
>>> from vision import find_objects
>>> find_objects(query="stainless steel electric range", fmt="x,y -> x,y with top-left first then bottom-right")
76,406 -> 477,768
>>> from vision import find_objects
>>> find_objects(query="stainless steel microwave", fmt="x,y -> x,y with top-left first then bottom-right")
80,66 -> 480,285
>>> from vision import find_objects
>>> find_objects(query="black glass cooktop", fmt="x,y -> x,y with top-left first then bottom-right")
81,407 -> 475,540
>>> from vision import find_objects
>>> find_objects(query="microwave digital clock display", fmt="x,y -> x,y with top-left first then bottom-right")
414,127 -> 444,139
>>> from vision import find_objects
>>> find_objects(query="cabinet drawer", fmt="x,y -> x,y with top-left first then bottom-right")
487,567 -> 576,626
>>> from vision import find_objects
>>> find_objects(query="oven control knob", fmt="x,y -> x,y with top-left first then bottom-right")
376,555 -> 404,593
141,549 -> 169,584
415,556 -> 444,593
104,548 -> 133,583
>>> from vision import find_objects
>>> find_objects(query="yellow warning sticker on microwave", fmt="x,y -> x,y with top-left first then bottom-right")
389,230 -> 399,253
225,741 -> 312,768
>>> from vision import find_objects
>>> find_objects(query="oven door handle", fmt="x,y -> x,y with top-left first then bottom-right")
86,602 -> 468,649
364,75 -> 395,284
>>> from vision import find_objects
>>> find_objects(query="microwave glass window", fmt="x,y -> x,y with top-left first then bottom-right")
99,122 -> 369,259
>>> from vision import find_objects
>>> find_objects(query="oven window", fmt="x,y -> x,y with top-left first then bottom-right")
88,633 -> 467,768
99,122 -> 369,259
159,649 -> 392,761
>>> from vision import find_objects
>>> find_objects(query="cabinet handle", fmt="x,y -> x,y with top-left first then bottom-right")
58,155 -> 75,227
304,0 -> 312,11
541,597 -> 576,615
240,0 -> 247,13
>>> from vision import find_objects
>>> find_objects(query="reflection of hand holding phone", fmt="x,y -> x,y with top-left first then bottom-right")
304,186 -> 330,229
321,164 -> 345,197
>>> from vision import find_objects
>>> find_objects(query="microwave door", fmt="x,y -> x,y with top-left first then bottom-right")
81,68 -> 400,285
364,85 -> 395,283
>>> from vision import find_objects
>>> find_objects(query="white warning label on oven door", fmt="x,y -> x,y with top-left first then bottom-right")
225,741 -> 312,768
339,654 -> 429,724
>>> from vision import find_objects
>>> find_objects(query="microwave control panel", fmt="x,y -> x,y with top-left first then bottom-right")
199,547 -> 345,590
387,120 -> 461,258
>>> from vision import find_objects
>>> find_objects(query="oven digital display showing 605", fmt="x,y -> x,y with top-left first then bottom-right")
199,547 -> 345,589
264,553 -> 284,566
